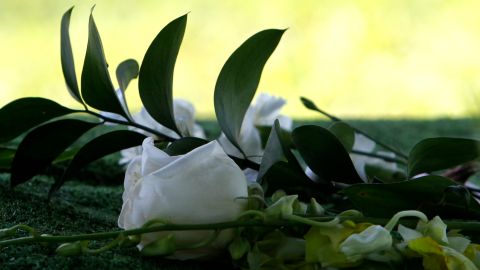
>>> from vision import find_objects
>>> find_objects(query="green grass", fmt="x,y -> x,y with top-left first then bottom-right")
1,118 -> 480,269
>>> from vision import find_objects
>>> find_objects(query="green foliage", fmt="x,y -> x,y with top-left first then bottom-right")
328,121 -> 355,151
257,120 -> 289,182
292,125 -> 361,184
408,137 -> 480,178
138,14 -> 187,136
343,175 -> 480,218
60,6 -> 82,105
116,59 -> 139,92
214,29 -> 285,155
0,147 -> 15,170
81,9 -> 128,119
163,137 -> 208,156
0,98 -> 75,143
4,6 -> 480,269
10,119 -> 98,187
50,130 -> 147,197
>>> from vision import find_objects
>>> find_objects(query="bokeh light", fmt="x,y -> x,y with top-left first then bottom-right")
2,0 -> 480,119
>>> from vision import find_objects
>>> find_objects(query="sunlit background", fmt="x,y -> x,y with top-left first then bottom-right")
2,0 -> 480,119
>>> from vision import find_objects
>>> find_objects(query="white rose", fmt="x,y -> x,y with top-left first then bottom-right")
218,93 -> 292,164
118,137 -> 248,259
119,99 -> 206,165
350,133 -> 397,182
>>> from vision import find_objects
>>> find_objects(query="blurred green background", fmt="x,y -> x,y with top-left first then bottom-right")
2,0 -> 480,119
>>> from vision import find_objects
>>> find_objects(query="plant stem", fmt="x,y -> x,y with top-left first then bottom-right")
301,98 -> 408,159
283,214 -> 340,227
384,210 -> 428,231
77,109 -> 262,171
80,110 -> 177,142
0,220 -> 287,247
4,216 -> 480,249
350,149 -> 407,165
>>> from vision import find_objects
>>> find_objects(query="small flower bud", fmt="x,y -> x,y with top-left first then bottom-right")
56,241 -> 84,256
141,234 -> 176,257
118,235 -> 141,248
293,200 -> 308,215
338,209 -> 363,219
306,198 -> 324,216
228,236 -> 250,260
265,195 -> 298,218
248,183 -> 264,197
417,216 -> 448,245
271,190 -> 287,203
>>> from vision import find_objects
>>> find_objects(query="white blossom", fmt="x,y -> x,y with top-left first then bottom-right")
118,138 -> 248,259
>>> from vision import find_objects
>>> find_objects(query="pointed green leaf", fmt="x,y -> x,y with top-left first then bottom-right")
116,59 -> 139,91
328,121 -> 355,151
114,59 -> 139,119
81,10 -> 127,118
364,164 -> 406,184
10,119 -> 98,187
262,161 -> 331,199
257,120 -> 289,182
50,130 -> 146,196
408,137 -> 480,178
138,14 -> 187,136
292,125 -> 361,184
164,137 -> 208,156
61,6 -> 82,104
214,29 -> 285,153
343,175 -> 480,218
0,98 -> 75,142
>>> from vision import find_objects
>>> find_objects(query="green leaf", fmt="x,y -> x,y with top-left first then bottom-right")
364,164 -> 406,184
49,130 -> 146,196
292,125 -> 361,184
61,6 -> 82,104
262,161 -> 327,199
408,137 -> 480,178
0,147 -> 15,170
81,9 -> 127,118
214,29 -> 285,154
10,119 -> 98,187
0,98 -> 75,143
257,120 -> 289,182
164,137 -> 208,156
138,14 -> 187,136
328,121 -> 355,151
256,125 -> 272,149
343,175 -> 480,218
116,59 -> 139,92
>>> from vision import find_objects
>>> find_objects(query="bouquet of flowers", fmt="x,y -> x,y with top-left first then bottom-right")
2,7 -> 480,269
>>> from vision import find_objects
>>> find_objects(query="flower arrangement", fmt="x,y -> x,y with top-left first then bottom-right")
2,6 -> 480,269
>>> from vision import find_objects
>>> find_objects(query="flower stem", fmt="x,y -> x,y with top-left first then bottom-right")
350,149 -> 408,165
4,216 -> 480,250
383,210 -> 428,231
300,98 -> 408,159
0,220 -> 286,247
78,109 -> 262,171
80,110 -> 177,142
283,214 -> 340,227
